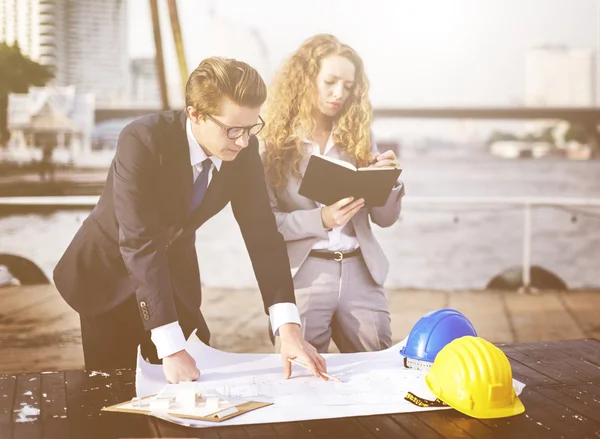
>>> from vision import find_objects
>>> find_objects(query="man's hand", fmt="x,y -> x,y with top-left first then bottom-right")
162,349 -> 200,384
321,197 -> 364,230
278,323 -> 328,380
369,150 -> 400,169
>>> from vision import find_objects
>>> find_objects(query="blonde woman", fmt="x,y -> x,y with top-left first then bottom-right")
261,34 -> 405,353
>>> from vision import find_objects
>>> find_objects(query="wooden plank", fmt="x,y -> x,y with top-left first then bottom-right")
202,288 -> 274,354
436,410 -> 495,439
535,384 -> 600,423
561,291 -> 600,339
64,370 -> 140,439
517,387 -> 600,438
110,369 -> 153,438
270,421 -> 313,439
357,415 -> 415,438
0,290 -> 79,338
65,370 -> 91,439
511,339 -> 600,362
0,285 -> 83,374
298,418 -> 375,439
503,292 -> 585,342
40,372 -> 69,439
387,291 -> 447,343
217,425 -> 251,439
0,300 -> 79,335
0,374 -> 16,439
1,344 -> 84,375
389,414 -> 444,439
565,382 -> 600,405
88,371 -> 131,439
475,388 -> 567,439
506,347 -> 585,385
0,285 -> 56,316
561,357 -> 600,381
502,352 -> 562,387
510,342 -> 598,383
478,413 -> 564,439
146,418 -> 197,438
12,373 -> 41,439
537,339 -> 600,366
414,410 -> 477,438
447,291 -> 514,343
244,423 -> 281,439
199,427 -> 226,439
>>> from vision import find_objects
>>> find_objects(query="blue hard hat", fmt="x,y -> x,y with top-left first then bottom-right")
400,308 -> 477,367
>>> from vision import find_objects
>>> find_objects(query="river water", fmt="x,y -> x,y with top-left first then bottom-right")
1,155 -> 599,290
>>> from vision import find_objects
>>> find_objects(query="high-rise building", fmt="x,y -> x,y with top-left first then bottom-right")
0,0 -> 129,106
525,45 -> 595,107
130,57 -> 161,108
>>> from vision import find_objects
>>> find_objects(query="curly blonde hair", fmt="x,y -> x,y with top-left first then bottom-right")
262,34 -> 373,189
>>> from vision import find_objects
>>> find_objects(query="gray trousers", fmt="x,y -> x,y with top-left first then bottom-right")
290,254 -> 392,353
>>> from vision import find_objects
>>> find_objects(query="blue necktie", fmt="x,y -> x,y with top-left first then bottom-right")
190,158 -> 212,212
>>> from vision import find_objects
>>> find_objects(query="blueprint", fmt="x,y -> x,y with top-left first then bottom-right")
135,331 -> 525,428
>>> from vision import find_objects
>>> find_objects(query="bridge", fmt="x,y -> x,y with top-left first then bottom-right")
95,106 -> 600,151
96,106 -> 600,123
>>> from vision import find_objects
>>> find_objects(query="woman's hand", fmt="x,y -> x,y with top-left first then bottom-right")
369,150 -> 400,169
321,197 -> 364,230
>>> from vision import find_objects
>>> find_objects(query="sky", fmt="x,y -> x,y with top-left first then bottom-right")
126,0 -> 599,140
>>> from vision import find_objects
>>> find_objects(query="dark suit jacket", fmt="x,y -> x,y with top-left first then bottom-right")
53,110 -> 295,343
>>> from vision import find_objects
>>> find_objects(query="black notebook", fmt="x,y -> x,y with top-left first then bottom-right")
298,154 -> 402,207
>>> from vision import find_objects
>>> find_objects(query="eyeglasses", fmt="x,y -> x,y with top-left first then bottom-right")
204,114 -> 265,139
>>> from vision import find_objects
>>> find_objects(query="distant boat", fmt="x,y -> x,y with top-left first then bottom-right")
489,141 -> 553,159
565,145 -> 593,160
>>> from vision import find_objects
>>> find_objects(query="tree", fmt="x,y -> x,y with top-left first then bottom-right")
538,126 -> 554,143
486,130 -> 519,145
0,42 -> 54,147
564,123 -> 588,145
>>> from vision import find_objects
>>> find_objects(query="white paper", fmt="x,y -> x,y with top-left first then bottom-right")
135,332 -> 525,428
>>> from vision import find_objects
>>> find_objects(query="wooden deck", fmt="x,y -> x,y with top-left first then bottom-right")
1,285 -> 599,374
1,339 -> 599,438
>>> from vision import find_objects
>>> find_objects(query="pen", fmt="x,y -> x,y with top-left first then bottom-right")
288,358 -> 344,382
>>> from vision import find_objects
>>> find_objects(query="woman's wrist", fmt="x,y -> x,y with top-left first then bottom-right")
320,208 -> 333,231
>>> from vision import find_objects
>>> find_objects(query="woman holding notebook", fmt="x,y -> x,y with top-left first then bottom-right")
260,34 -> 405,353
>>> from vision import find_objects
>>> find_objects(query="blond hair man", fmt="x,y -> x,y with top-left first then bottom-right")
54,57 -> 327,383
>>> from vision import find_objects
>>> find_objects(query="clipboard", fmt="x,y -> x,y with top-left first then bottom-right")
102,393 -> 272,423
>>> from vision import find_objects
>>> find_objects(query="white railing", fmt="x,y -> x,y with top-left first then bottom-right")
0,196 -> 99,207
1,195 -> 600,293
403,197 -> 600,293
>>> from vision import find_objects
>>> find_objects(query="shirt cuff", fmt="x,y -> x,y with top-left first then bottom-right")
268,302 -> 301,336
150,321 -> 187,359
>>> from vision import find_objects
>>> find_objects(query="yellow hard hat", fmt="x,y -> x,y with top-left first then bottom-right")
424,336 -> 525,419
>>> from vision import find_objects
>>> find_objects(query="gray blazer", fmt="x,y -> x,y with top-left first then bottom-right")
260,140 -> 405,286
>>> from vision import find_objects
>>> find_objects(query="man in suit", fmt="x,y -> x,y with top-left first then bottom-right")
53,57 -> 327,383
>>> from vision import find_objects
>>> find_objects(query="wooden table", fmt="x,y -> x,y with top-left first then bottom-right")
1,339 -> 599,439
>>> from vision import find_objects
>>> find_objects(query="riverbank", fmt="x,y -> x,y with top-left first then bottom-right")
0,166 -> 107,197
1,285 -> 598,373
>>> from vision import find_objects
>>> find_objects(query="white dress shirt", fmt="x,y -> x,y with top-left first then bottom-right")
305,133 -> 404,253
150,119 -> 301,359
304,135 -> 361,252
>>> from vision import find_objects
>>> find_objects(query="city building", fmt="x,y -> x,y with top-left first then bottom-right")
130,57 -> 161,108
0,0 -> 129,106
525,45 -> 595,107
